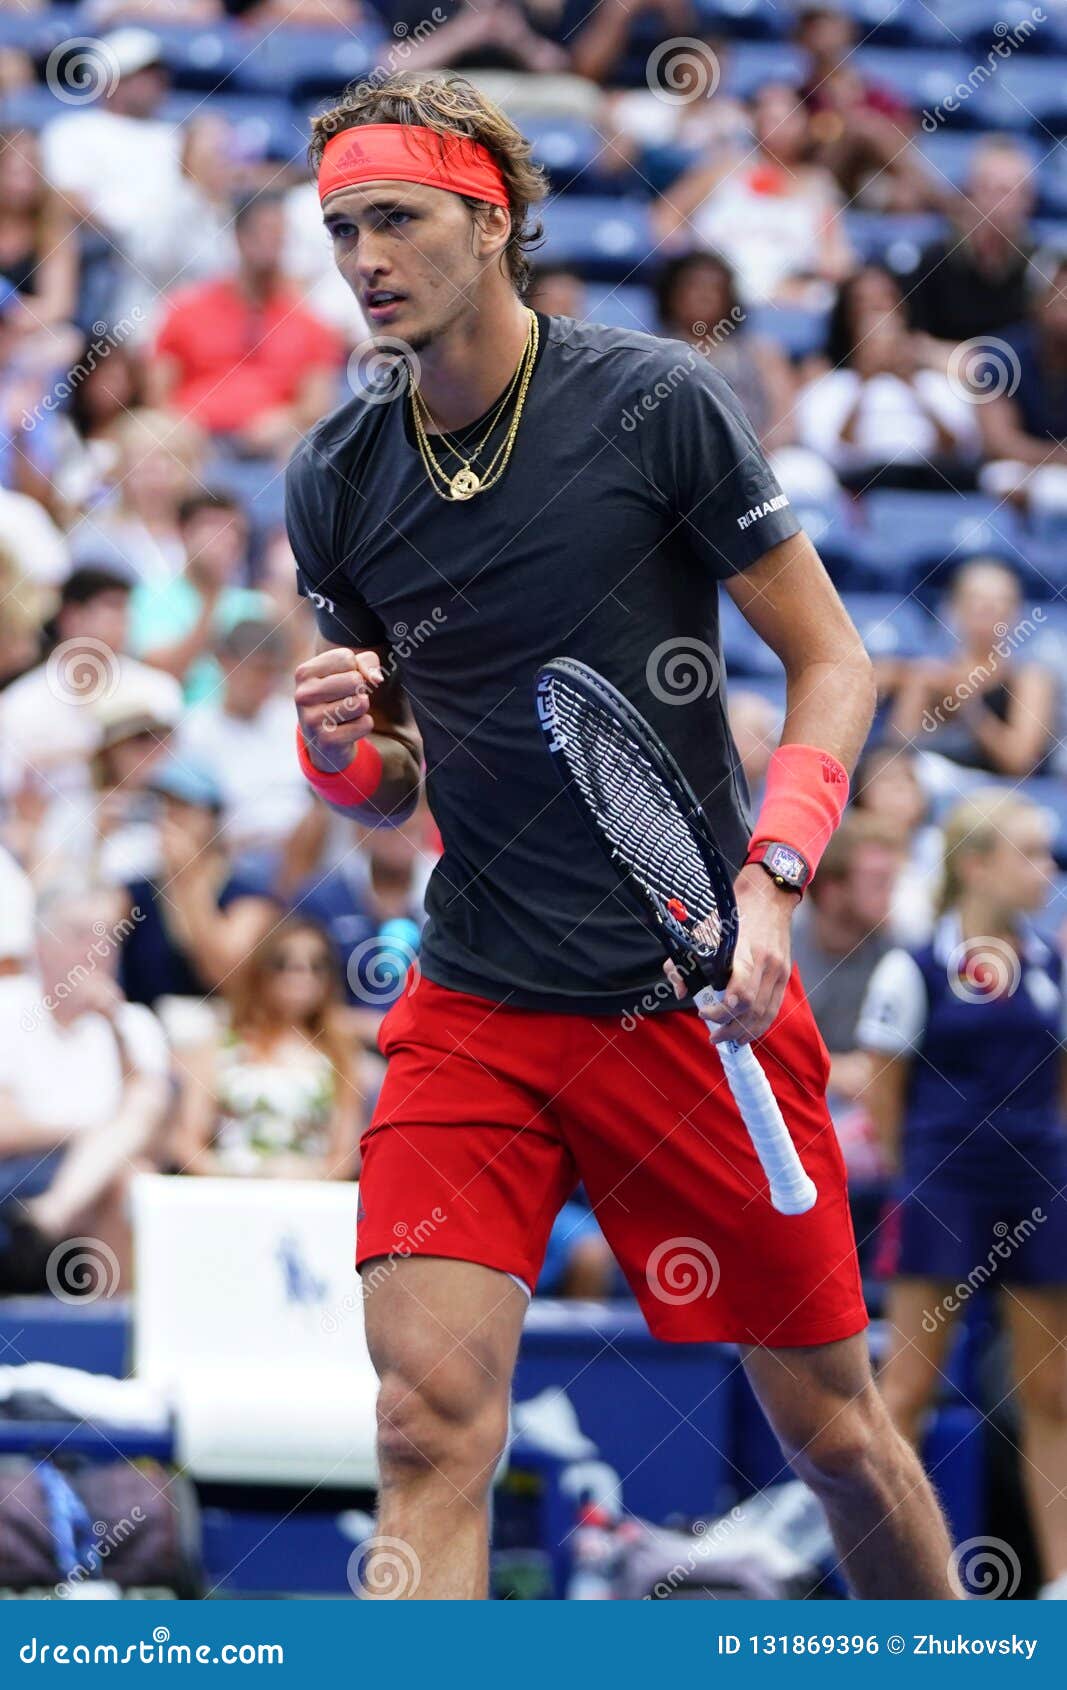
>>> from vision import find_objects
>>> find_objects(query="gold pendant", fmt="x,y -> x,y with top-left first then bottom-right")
450,467 -> 481,501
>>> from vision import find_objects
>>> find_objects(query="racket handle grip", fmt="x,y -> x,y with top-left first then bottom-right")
694,987 -> 818,1217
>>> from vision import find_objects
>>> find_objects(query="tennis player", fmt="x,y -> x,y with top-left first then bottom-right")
288,72 -> 957,1600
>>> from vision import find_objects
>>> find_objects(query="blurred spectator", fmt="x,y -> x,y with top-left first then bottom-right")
0,845 -> 33,975
72,408 -> 205,584
21,678 -> 180,890
149,190 -> 343,457
0,565 -> 181,819
0,278 -> 66,497
0,543 -> 53,691
372,0 -> 567,75
0,129 -> 79,334
176,616 -> 312,859
537,1192 -> 617,1299
602,31 -> 749,165
173,917 -> 362,1182
728,687 -> 781,802
0,483 -> 70,587
291,808 -> 431,1024
796,5 -> 928,213
50,341 -> 145,519
860,790 -> 1067,1597
571,0 -> 696,86
851,746 -> 940,947
129,490 -> 268,702
887,558 -> 1056,777
791,812 -> 902,1185
978,258 -> 1067,514
41,30 -> 180,257
655,251 -> 795,451
117,758 -> 277,1005
526,264 -> 588,320
907,139 -> 1036,349
124,114 -> 240,332
798,264 -> 977,485
654,84 -> 853,305
0,884 -> 170,1294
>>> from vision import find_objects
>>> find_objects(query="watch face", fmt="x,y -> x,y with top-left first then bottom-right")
767,844 -> 807,886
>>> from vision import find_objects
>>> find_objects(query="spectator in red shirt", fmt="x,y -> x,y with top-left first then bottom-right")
150,190 -> 343,458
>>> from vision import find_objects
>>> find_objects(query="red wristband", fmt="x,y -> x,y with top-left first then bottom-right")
748,743 -> 849,879
296,726 -> 384,806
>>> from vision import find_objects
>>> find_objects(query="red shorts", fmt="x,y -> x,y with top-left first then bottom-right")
357,971 -> 868,1346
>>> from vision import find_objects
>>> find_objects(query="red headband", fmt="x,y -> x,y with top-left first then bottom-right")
318,124 -> 509,208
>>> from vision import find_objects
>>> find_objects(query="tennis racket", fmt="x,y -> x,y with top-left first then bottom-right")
535,656 -> 817,1217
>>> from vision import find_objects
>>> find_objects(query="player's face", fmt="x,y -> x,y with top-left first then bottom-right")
323,180 -> 508,350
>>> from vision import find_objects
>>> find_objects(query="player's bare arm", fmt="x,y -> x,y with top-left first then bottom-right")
294,639 -> 423,825
669,531 -> 876,1046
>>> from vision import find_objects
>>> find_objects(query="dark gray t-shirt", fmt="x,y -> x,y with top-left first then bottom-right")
286,313 -> 799,1012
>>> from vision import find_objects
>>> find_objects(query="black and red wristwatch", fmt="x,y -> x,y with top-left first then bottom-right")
744,840 -> 811,896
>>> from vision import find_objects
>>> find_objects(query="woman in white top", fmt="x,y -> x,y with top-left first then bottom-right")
652,84 -> 853,305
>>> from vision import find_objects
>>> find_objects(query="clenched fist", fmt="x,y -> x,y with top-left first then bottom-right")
294,646 -> 385,773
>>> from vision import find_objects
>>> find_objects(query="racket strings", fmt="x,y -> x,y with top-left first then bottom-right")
549,680 -> 724,958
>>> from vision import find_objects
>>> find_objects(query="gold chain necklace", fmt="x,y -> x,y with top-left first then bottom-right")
415,339 -> 527,473
410,309 -> 539,502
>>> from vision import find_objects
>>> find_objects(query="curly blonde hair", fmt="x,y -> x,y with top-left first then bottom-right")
309,71 -> 547,293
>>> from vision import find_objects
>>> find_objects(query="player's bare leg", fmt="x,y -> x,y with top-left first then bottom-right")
360,1255 -> 527,1599
742,1333 -> 960,1598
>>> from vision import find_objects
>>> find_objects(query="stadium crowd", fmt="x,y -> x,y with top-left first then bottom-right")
1,0 -> 1066,1360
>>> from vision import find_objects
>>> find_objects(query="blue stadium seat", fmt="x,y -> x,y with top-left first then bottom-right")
161,92 -> 302,161
749,304 -> 829,359
1021,778 -> 1067,868
206,456 -> 287,535
0,85 -> 61,132
691,0 -> 783,40
722,42 -> 806,98
862,491 -> 1026,578
1030,871 -> 1067,943
129,22 -> 247,92
851,48 -> 981,119
977,60 -> 1067,132
915,0 -> 1057,52
845,211 -> 949,268
538,197 -> 655,279
231,28 -> 384,100
822,0 -> 930,47
522,117 -> 612,191
720,593 -> 784,677
842,591 -> 935,658
582,284 -> 657,333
